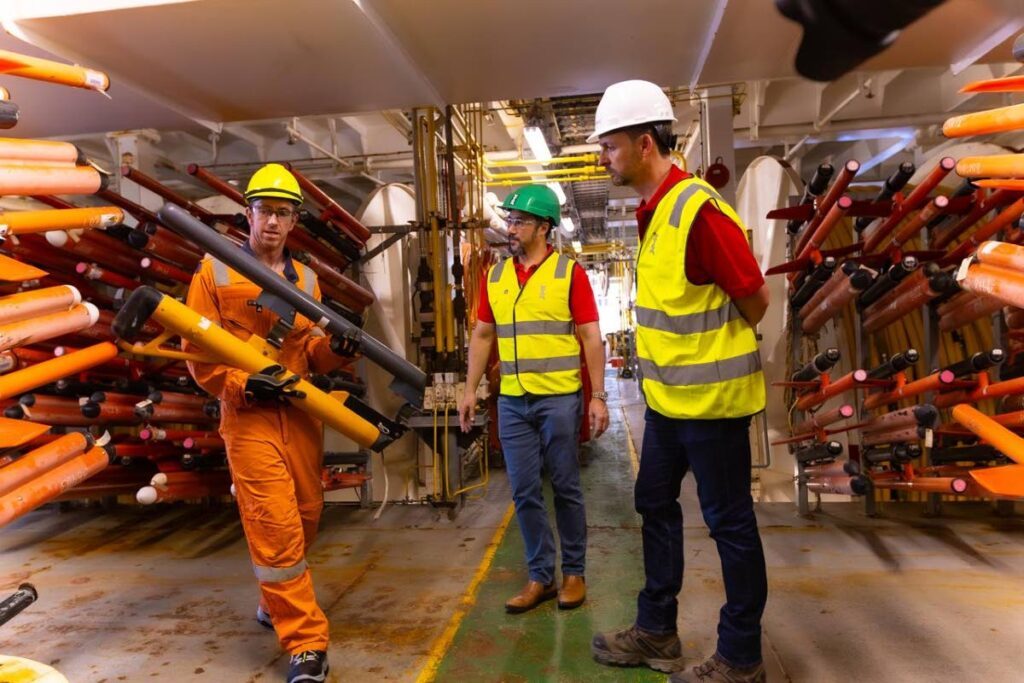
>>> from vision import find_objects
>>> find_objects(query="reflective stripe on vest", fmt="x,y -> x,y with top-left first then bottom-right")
210,258 -> 316,295
635,176 -> 766,419
487,252 -> 581,396
253,558 -> 307,583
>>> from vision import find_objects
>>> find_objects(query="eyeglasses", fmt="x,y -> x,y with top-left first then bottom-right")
506,216 -> 539,229
252,205 -> 297,220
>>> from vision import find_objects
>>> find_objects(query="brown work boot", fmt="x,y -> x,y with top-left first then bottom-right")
558,575 -> 586,609
591,624 -> 685,673
670,653 -> 765,682
505,580 -> 557,614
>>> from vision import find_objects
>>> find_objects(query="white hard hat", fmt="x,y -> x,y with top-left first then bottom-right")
587,80 -> 677,143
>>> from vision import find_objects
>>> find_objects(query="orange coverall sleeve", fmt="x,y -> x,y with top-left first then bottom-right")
184,264 -> 252,408
304,278 -> 357,375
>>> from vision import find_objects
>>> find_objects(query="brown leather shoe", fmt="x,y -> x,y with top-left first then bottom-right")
558,575 -> 586,609
505,580 -> 557,614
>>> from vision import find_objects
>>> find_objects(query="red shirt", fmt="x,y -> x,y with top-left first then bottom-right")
476,246 -> 599,325
636,166 -> 764,300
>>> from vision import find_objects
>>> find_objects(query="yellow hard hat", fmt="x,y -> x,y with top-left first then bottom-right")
244,163 -> 303,204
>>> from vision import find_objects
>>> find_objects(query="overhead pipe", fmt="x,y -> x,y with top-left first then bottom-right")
0,285 -> 80,326
862,369 -> 956,411
121,166 -> 216,222
0,432 -> 91,497
800,267 -> 873,334
155,204 -> 427,405
0,303 -> 99,352
0,342 -> 118,400
806,475 -> 870,496
933,190 -> 1022,251
794,160 -> 859,256
855,161 -> 915,232
795,369 -> 868,411
862,157 -> 956,253
862,269 -> 957,332
0,445 -> 113,526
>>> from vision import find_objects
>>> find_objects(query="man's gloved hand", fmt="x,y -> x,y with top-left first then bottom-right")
244,364 -> 306,403
330,331 -> 362,358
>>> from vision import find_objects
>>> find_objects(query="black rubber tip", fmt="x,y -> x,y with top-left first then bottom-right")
112,286 -> 163,341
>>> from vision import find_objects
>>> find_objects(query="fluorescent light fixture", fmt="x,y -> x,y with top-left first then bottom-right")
547,182 -> 566,205
561,217 -> 575,234
571,240 -> 583,253
524,126 -> 552,161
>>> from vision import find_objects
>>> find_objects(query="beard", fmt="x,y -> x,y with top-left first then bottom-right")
508,238 -> 523,256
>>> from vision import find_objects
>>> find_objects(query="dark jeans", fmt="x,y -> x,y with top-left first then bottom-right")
498,392 -> 586,585
635,408 -> 767,667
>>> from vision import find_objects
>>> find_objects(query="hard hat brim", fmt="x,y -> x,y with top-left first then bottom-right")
586,114 -> 679,144
244,187 -> 303,204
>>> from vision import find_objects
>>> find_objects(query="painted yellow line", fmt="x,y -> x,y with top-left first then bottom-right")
621,405 -> 640,479
414,502 -> 516,683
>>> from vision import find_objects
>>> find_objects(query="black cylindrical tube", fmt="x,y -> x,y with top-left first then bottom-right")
858,256 -> 919,308
790,257 -> 837,309
867,349 -> 920,380
0,583 -> 38,627
943,349 -> 1006,378
855,161 -> 915,232
791,348 -> 841,382
788,163 -> 835,234
795,440 -> 844,463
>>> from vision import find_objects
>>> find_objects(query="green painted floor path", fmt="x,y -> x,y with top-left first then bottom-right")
433,380 -> 667,682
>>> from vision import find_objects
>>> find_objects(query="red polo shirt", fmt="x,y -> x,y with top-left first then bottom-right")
636,165 -> 764,300
476,246 -> 599,325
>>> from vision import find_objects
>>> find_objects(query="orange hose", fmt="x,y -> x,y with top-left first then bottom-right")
975,241 -> 1024,273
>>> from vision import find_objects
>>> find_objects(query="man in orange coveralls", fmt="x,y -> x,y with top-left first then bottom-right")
185,163 -> 357,683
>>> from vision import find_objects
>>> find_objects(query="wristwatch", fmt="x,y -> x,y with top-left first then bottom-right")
591,391 -> 608,401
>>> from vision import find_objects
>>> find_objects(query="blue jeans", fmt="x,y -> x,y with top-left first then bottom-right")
635,408 -> 767,668
498,392 -> 586,585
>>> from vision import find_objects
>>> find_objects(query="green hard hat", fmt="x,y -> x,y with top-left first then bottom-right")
499,184 -> 560,226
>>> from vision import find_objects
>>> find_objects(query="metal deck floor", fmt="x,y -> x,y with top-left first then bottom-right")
2,376 -> 1023,681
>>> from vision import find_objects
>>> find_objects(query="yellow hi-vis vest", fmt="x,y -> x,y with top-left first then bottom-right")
635,176 -> 766,419
487,252 -> 582,396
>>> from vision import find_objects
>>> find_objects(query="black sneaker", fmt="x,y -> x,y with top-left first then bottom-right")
255,605 -> 273,630
286,650 -> 329,683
